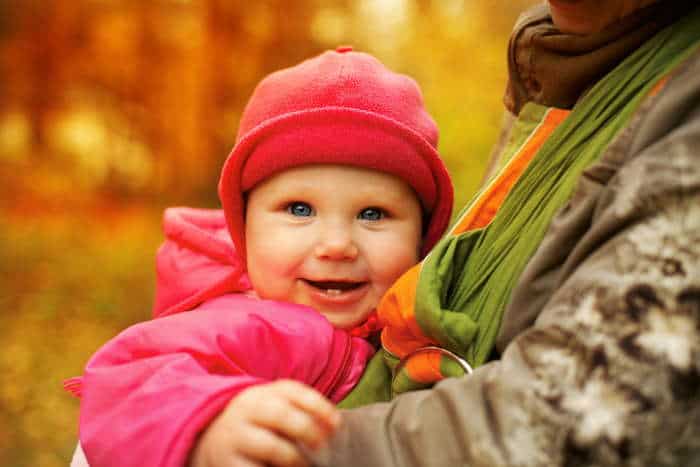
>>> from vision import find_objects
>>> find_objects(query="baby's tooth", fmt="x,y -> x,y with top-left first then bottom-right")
327,289 -> 342,296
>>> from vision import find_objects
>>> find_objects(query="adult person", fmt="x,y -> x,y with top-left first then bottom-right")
309,0 -> 700,465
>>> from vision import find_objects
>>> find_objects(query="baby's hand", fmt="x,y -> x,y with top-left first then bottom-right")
189,380 -> 341,467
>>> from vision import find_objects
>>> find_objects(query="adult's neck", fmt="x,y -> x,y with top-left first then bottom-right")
548,0 -> 662,35
505,0 -> 694,114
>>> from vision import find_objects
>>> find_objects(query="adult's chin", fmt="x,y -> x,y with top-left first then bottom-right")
548,0 -> 658,35
547,0 -> 611,35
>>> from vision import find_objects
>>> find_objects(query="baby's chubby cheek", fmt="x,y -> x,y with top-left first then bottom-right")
245,252 -> 295,302
375,245 -> 420,286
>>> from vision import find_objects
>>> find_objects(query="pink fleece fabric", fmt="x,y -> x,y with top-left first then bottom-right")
218,49 -> 453,260
152,207 -> 250,318
74,208 -> 374,467
73,49 -> 454,466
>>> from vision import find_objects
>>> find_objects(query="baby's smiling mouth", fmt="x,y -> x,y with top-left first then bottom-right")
302,279 -> 367,295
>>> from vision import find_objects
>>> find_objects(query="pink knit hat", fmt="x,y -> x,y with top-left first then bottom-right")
218,46 -> 453,259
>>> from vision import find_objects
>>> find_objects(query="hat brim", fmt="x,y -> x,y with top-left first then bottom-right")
218,106 -> 453,260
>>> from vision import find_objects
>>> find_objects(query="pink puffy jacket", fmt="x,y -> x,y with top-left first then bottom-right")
70,208 -> 375,467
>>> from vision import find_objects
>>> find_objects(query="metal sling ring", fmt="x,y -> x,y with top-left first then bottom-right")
393,345 -> 474,377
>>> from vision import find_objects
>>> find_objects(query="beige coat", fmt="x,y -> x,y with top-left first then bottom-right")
311,9 -> 700,467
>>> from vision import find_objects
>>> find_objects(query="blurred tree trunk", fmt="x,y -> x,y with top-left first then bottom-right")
25,1 -> 58,150
198,0 -> 245,203
16,1 -> 84,157
133,1 -> 169,195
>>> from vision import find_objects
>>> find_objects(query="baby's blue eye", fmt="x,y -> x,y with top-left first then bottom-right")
287,202 -> 314,217
358,207 -> 384,221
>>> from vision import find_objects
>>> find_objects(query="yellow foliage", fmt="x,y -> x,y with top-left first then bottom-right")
0,1 -> 540,465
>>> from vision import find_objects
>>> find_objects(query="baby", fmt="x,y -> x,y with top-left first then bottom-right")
68,46 -> 453,467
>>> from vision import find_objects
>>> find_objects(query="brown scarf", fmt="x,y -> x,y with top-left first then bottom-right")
505,0 -> 696,115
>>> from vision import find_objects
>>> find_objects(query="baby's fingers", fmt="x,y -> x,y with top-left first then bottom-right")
246,393 -> 326,451
234,425 -> 308,467
235,381 -> 337,449
275,380 -> 341,431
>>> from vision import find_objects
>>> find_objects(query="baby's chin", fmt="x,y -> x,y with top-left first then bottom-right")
318,308 -> 373,330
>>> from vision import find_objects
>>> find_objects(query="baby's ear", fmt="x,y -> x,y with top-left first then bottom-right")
416,232 -> 424,259
241,192 -> 249,220
419,212 -> 428,256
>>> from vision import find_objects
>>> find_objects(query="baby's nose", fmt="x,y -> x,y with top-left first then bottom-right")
314,223 -> 358,260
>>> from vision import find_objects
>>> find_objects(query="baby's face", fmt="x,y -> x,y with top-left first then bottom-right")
245,164 -> 423,330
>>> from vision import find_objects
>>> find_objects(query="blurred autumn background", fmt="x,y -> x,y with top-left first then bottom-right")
1,0 -> 538,465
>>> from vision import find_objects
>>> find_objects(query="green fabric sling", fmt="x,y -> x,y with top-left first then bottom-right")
340,6 -> 700,408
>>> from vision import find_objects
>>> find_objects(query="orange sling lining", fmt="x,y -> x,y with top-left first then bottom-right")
398,76 -> 668,382
378,107 -> 570,382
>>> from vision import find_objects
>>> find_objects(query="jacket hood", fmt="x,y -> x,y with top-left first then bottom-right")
152,207 -> 250,318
